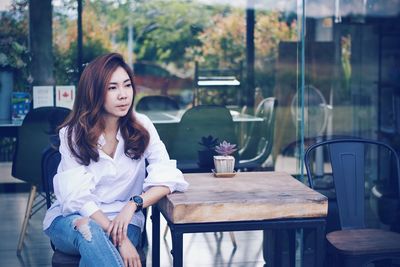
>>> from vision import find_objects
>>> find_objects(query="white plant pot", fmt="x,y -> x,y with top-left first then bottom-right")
213,155 -> 235,173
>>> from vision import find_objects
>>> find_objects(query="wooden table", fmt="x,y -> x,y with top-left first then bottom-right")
151,171 -> 328,267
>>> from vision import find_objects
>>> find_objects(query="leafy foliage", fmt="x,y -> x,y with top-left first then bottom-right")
186,10 -> 297,69
0,0 -> 30,91
53,0 -> 115,84
52,0 -> 297,93
185,9 -> 297,98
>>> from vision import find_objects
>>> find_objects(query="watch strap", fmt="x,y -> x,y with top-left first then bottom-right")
129,195 -> 143,212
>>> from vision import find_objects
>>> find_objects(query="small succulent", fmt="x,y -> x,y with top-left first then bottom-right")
215,140 -> 237,156
198,135 -> 219,151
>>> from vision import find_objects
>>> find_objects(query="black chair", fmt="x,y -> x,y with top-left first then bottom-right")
304,138 -> 400,267
238,97 -> 277,171
42,147 -> 61,209
135,95 -> 179,111
42,147 -> 147,267
168,105 -> 239,172
12,106 -> 70,254
42,146 -> 80,267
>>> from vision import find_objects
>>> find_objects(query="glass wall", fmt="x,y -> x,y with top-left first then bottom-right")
302,0 -> 400,233
50,0 -> 400,234
50,0 -> 303,174
52,0 -> 400,181
1,0 -> 399,228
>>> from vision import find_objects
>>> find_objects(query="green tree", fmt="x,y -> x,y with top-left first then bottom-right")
53,0 -> 210,83
130,0 -> 212,69
187,10 -> 297,68
0,0 -> 30,91
53,0 -> 115,84
186,9 -> 297,97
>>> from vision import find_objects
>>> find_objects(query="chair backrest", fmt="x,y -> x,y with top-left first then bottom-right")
136,95 -> 179,111
239,97 -> 277,168
12,107 -> 70,190
304,138 -> 400,230
168,105 -> 238,162
42,146 -> 61,209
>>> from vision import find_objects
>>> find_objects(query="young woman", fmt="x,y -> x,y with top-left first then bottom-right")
43,53 -> 188,267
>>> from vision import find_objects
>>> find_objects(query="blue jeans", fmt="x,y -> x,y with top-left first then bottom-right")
45,214 -> 141,267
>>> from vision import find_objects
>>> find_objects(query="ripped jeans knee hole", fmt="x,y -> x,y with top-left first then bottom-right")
73,217 -> 92,241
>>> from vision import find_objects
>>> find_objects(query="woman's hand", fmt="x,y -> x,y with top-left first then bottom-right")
107,202 -> 135,246
118,238 -> 142,267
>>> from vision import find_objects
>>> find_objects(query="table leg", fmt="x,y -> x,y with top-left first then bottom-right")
315,224 -> 326,267
274,230 -> 283,267
263,229 -> 276,267
171,227 -> 183,267
288,229 -> 296,267
151,205 -> 160,267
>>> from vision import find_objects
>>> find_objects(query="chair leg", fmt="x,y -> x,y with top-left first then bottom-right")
229,232 -> 237,248
17,185 -> 37,255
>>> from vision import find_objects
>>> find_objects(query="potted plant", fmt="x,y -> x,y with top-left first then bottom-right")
214,140 -> 237,174
197,135 -> 219,168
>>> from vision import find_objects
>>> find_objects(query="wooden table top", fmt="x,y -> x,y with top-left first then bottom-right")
158,171 -> 328,224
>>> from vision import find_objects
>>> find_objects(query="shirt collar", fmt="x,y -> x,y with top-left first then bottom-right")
116,128 -> 122,141
97,128 -> 122,149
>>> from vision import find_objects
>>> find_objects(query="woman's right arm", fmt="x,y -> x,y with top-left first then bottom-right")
53,127 -> 110,231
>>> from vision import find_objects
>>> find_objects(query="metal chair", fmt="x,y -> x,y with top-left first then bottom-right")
42,146 -> 147,267
12,106 -> 70,254
135,95 -> 179,111
238,97 -> 277,171
304,138 -> 400,267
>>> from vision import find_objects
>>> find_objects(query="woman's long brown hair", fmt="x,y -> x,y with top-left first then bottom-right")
60,53 -> 150,165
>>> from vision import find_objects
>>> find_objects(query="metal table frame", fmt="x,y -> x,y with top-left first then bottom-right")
151,205 -> 326,267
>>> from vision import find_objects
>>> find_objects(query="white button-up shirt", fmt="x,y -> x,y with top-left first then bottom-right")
43,113 -> 188,231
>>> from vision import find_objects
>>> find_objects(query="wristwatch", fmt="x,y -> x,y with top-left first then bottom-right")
129,195 -> 143,212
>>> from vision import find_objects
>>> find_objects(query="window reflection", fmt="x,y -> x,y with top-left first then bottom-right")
0,0 -> 398,192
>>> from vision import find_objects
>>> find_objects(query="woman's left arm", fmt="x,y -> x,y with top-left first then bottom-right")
140,114 -> 189,193
141,185 -> 170,207
108,185 -> 170,246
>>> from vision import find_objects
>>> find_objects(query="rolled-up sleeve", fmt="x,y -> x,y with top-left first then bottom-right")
139,114 -> 189,193
54,127 -> 101,217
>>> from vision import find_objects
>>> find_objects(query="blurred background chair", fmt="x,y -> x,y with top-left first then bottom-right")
12,106 -> 70,254
305,138 -> 400,267
168,104 -> 238,173
238,97 -> 277,171
135,95 -> 179,112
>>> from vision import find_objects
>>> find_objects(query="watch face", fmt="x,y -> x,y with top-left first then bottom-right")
132,195 -> 143,205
